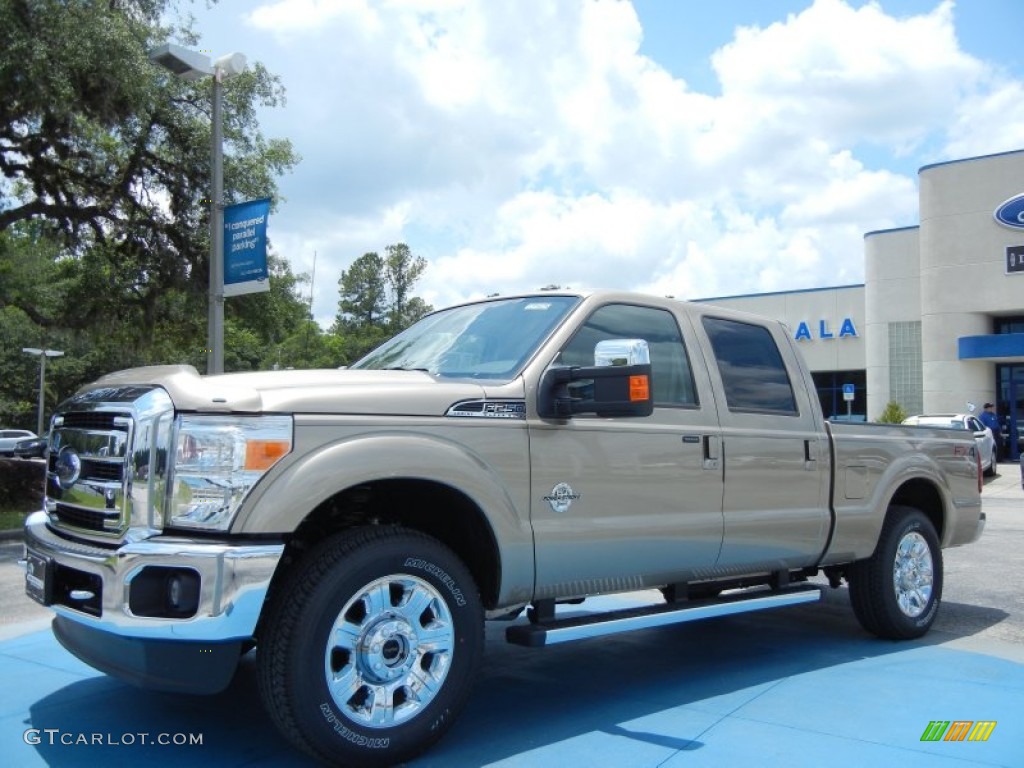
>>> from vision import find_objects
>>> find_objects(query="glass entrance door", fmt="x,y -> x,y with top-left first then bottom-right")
997,364 -> 1024,461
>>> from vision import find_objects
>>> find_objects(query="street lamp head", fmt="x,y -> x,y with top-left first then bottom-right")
214,52 -> 247,79
149,43 -> 214,80
22,348 -> 65,358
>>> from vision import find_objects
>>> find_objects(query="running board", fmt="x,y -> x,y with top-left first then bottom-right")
505,585 -> 821,648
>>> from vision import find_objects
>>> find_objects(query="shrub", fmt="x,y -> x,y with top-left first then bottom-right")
0,458 -> 45,521
876,401 -> 908,424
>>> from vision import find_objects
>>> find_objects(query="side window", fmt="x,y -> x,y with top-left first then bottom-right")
702,316 -> 798,415
558,304 -> 698,407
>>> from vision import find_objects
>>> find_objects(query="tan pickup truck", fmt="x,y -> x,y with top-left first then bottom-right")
23,291 -> 985,766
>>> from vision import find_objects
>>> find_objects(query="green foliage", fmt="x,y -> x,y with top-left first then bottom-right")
0,0 -> 311,422
876,401 -> 908,424
0,0 -> 300,371
384,243 -> 428,328
272,322 -> 347,370
0,459 -> 44,520
336,253 -> 388,330
0,1 -> 441,416
333,244 -> 433,364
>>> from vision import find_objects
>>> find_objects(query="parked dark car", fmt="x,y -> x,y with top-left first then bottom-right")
13,436 -> 48,460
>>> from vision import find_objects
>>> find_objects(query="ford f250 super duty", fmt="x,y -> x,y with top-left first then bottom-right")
23,291 -> 985,766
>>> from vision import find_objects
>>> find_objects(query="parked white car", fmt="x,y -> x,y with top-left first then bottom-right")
903,414 -> 996,477
0,429 -> 37,457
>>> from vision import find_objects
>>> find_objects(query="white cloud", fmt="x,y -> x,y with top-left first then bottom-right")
246,0 -> 380,35
943,80 -> 1024,159
236,0 -> 1024,324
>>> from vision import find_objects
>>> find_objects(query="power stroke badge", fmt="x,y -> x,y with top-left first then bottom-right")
544,483 -> 581,513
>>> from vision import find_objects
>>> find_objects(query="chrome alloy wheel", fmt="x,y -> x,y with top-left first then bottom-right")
324,574 -> 455,729
892,531 -> 934,618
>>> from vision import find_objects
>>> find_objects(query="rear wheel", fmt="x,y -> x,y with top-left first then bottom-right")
258,526 -> 483,767
847,506 -> 942,639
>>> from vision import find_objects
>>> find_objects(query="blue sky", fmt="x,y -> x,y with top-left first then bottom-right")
189,0 -> 1024,326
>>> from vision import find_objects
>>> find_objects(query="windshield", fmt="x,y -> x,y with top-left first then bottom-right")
351,296 -> 580,378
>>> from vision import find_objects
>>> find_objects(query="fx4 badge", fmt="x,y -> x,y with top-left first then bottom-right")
544,482 -> 581,513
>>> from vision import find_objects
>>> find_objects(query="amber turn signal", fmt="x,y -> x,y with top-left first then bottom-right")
629,375 -> 650,402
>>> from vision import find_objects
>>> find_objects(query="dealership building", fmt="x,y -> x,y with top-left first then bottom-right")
696,148 -> 1024,458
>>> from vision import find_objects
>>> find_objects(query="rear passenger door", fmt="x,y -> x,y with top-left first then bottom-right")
695,314 -> 831,572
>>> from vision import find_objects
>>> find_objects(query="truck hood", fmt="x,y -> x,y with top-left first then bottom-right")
85,365 -> 495,416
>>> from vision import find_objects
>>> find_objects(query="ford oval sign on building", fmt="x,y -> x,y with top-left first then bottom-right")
994,193 -> 1024,229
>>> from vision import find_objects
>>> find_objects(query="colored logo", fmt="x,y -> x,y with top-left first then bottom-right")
55,446 -> 82,490
994,193 -> 1024,229
920,720 -> 996,742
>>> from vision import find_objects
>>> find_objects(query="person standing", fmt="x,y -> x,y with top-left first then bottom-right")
979,402 -> 1003,462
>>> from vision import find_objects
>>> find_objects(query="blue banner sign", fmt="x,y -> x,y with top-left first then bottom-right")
223,198 -> 271,296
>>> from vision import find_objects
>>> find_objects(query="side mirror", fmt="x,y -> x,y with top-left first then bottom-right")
538,339 -> 654,419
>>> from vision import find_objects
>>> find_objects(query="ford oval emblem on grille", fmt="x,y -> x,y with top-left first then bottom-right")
55,446 -> 82,490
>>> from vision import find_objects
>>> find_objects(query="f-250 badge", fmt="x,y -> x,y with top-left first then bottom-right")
544,482 -> 581,513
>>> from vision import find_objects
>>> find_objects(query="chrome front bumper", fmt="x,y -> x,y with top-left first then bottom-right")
23,511 -> 283,642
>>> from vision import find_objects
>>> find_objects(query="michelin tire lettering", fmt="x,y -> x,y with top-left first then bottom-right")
319,703 -> 390,749
403,558 -> 467,606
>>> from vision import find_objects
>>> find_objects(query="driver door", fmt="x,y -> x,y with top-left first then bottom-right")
528,302 -> 724,599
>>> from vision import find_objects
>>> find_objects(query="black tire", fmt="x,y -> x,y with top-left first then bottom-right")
847,505 -> 943,640
257,526 -> 484,767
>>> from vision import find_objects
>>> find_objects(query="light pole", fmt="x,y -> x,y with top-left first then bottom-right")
22,348 -> 64,436
149,43 -> 247,374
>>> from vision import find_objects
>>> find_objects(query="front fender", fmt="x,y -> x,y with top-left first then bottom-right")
231,430 -> 534,606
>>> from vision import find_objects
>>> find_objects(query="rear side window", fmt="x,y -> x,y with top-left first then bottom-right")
702,317 -> 797,415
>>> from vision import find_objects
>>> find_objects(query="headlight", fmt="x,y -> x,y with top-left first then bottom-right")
168,414 -> 292,531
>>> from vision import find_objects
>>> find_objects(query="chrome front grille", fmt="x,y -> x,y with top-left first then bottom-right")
52,502 -> 121,531
59,411 -> 123,431
47,413 -> 131,535
45,385 -> 174,541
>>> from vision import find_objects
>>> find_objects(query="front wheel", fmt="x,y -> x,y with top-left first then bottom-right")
847,505 -> 943,640
257,526 -> 483,767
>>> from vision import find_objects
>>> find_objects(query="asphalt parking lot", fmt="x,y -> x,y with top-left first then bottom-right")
1,465 -> 1022,767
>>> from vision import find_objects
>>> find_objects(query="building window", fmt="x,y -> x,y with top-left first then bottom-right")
813,370 -> 866,421
888,321 -> 922,416
994,317 -> 1024,335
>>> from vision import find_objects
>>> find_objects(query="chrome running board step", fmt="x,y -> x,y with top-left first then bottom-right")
505,585 -> 821,648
